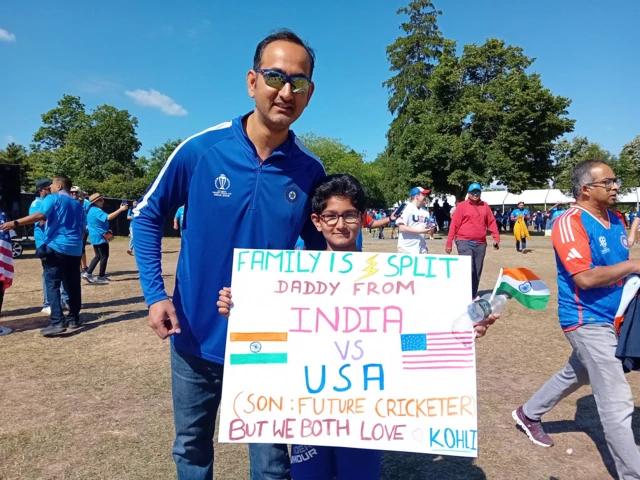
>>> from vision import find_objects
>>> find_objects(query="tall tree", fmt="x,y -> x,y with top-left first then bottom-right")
67,104 -> 142,182
552,137 -> 615,192
382,2 -> 575,202
139,138 -> 182,180
383,0 -> 444,117
617,135 -> 640,188
0,142 -> 32,190
33,95 -> 88,151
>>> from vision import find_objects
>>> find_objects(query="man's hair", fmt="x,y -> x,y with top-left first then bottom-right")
571,160 -> 606,199
253,29 -> 316,78
311,174 -> 366,214
53,176 -> 72,191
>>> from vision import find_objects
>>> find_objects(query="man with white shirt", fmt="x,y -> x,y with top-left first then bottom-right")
396,186 -> 434,254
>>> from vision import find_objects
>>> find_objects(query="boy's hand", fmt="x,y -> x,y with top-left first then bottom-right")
217,287 -> 233,318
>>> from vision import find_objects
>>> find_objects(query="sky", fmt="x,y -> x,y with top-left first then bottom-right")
1,0 -> 638,161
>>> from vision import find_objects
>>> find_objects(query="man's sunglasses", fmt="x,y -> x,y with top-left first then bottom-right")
586,178 -> 622,191
469,190 -> 481,195
255,69 -> 311,94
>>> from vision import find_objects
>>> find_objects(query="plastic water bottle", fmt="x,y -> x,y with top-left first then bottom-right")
467,294 -> 507,324
451,294 -> 507,339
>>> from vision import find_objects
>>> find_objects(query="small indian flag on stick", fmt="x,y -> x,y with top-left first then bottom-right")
496,268 -> 550,310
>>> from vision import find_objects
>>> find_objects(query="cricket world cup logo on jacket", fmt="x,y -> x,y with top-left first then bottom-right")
213,174 -> 232,198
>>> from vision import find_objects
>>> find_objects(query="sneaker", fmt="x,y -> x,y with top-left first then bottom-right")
41,306 -> 51,316
127,249 -> 134,256
40,324 -> 66,336
512,406 -> 554,447
94,276 -> 110,285
83,273 -> 95,283
66,318 -> 82,329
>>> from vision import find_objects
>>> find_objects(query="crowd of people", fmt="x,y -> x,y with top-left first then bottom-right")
2,27 -> 640,480
0,179 -> 136,335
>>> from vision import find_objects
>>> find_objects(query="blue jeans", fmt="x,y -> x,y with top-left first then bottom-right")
41,247 -> 81,326
171,344 -> 291,480
129,227 -> 134,250
42,270 -> 69,307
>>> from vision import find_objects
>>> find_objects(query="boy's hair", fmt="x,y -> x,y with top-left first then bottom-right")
311,174 -> 367,215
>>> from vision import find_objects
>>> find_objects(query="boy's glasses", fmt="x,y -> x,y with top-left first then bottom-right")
255,69 -> 311,93
319,212 -> 361,226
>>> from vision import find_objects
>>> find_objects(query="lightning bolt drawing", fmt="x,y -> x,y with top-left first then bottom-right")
355,254 -> 380,282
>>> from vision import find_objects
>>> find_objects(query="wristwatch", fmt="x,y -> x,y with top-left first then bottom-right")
13,220 -> 19,227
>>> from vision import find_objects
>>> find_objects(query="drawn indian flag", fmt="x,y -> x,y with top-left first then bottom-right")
228,332 -> 288,365
497,268 -> 550,310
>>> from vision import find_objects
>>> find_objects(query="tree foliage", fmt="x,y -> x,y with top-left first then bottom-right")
299,134 -> 386,207
553,136 -> 640,195
382,1 -> 575,202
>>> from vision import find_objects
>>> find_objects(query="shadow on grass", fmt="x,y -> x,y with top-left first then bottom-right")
1,297 -> 148,333
382,451 -> 485,479
83,295 -> 146,309
57,309 -> 148,337
539,394 -> 640,479
104,270 -> 139,277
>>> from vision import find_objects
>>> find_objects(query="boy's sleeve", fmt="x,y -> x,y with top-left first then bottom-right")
132,141 -> 195,306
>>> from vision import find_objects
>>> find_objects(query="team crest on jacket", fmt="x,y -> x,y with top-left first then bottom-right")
285,185 -> 301,204
213,174 -> 232,198
621,234 -> 629,249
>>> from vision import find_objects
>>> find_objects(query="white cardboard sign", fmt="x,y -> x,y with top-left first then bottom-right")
219,249 -> 477,457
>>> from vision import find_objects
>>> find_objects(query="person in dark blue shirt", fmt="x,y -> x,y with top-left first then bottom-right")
1,176 -> 85,336
132,29 -> 325,480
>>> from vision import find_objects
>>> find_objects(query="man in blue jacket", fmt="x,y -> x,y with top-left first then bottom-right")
133,29 -> 324,480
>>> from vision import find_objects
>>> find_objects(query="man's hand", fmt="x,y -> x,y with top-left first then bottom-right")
217,287 -> 233,318
120,204 -> 128,212
0,222 -> 13,232
493,242 -> 500,250
173,222 -> 179,231
423,226 -> 435,235
390,214 -> 398,222
445,247 -> 452,254
147,299 -> 181,339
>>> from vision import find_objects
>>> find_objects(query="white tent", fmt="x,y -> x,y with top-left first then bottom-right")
427,188 -> 639,212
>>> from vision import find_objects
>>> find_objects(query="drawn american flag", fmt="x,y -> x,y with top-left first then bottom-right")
0,213 -> 14,290
400,332 -> 474,370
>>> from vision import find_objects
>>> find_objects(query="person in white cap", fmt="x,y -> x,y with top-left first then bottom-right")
396,186 -> 434,254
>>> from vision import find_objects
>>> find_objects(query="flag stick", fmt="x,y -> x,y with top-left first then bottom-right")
490,268 -> 504,301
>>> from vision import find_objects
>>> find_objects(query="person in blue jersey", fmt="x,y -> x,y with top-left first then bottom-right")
71,186 -> 91,274
513,161 -> 640,479
510,201 -> 531,252
545,202 -> 566,231
132,29 -> 326,480
1,176 -> 85,336
218,175 -> 498,480
31,178 -> 69,314
85,193 -> 128,285
173,205 -> 185,236
127,200 -> 137,256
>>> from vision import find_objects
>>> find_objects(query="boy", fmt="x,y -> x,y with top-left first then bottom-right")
218,174 -> 497,479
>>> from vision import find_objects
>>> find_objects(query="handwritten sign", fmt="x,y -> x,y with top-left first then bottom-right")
219,249 -> 478,457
